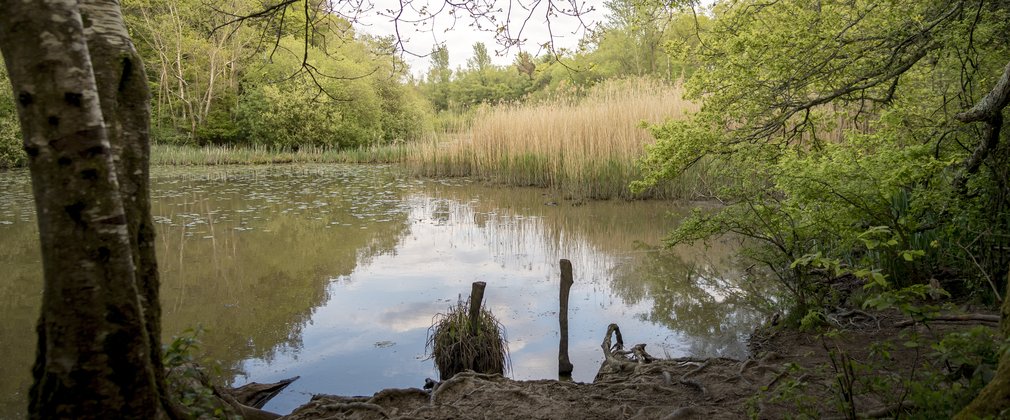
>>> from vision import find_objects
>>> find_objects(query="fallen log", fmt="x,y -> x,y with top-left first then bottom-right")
229,376 -> 299,409
895,314 -> 1000,327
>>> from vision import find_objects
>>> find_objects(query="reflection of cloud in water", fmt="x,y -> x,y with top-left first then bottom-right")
378,302 -> 444,333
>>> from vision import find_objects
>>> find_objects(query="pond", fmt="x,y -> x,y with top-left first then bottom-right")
0,164 -> 765,417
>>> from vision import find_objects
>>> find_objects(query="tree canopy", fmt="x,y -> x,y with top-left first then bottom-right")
636,0 -> 1009,323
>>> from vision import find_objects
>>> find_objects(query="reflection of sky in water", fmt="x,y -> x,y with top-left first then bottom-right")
0,165 -> 766,418
238,190 -> 754,414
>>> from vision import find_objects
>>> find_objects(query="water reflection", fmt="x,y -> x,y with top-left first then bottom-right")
0,170 -> 39,420
610,244 -> 768,357
0,165 -> 768,417
152,166 -> 414,372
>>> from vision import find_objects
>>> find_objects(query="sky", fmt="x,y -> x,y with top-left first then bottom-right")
350,0 -> 611,77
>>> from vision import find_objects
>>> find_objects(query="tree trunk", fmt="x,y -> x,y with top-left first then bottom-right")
956,270 -> 1010,419
0,0 -> 169,417
955,59 -> 1010,419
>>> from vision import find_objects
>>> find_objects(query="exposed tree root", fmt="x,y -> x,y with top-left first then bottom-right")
282,316 -> 990,419
828,309 -> 880,329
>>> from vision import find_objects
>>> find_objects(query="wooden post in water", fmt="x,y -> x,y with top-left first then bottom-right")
559,259 -> 574,377
468,281 -> 487,336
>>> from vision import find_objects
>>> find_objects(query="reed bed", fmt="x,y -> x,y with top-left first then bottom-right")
151,143 -> 411,166
408,78 -> 706,200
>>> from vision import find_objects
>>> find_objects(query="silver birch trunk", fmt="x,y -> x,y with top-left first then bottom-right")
0,0 -> 168,417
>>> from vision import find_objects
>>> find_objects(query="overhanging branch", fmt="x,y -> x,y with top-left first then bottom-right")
954,59 -> 1010,190
956,60 -> 1010,123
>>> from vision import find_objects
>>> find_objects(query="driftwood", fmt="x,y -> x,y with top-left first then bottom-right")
229,376 -> 299,408
598,324 -> 708,397
601,324 -> 638,373
167,363 -> 294,420
631,344 -> 656,364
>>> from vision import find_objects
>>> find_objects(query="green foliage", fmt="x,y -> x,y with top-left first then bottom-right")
857,327 -> 1000,417
0,60 -> 25,169
799,308 -> 827,332
752,328 -> 1000,418
163,327 -> 237,419
123,0 -> 431,150
747,362 -> 822,419
932,326 -> 1001,378
425,46 -> 453,111
163,326 -> 206,369
636,0 -> 1010,311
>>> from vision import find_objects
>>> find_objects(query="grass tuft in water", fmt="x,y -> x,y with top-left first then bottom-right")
426,299 -> 511,381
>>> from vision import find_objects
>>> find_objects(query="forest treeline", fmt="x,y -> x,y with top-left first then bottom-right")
0,0 -> 702,168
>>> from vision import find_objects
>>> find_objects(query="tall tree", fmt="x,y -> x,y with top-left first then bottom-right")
468,42 -> 492,76
0,0 -> 171,417
426,45 -> 453,111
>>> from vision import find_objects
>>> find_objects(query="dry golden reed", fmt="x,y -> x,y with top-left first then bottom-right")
409,77 -> 701,200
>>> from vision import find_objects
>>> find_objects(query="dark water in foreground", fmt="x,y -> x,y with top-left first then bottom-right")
0,164 -> 765,417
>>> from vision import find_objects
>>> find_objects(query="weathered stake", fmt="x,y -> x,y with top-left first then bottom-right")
559,259 -> 574,377
468,281 -> 487,336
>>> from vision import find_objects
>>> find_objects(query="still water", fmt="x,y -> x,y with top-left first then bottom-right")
0,164 -> 763,417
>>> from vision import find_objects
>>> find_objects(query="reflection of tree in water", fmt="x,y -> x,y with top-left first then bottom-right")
410,182 -> 772,359
610,244 -> 771,359
0,164 -> 416,418
0,170 -> 46,416
412,182 -> 689,280
0,220 -> 42,417
153,165 -> 413,379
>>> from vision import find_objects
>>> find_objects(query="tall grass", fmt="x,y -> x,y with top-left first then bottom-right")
151,143 -> 410,166
408,77 -> 707,200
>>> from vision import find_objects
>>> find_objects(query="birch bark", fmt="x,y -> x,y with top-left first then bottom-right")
0,0 -> 167,417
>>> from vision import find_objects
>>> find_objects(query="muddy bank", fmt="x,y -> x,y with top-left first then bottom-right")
273,311 -> 997,419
